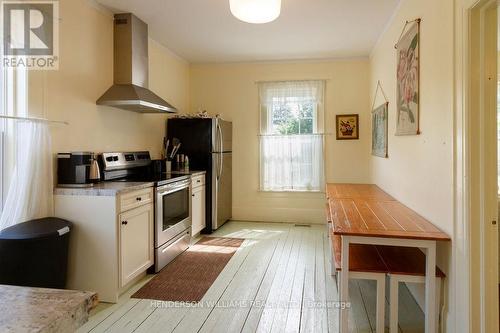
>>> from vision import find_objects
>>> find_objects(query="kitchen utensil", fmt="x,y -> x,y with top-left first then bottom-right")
165,139 -> 169,159
170,138 -> 181,159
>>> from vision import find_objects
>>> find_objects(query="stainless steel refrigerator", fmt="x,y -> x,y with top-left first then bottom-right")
167,118 -> 232,232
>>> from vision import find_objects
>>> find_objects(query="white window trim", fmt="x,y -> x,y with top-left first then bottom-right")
258,80 -> 326,192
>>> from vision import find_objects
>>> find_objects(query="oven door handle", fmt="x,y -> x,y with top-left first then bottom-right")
157,187 -> 186,196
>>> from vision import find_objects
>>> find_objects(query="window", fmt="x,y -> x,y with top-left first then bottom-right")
259,80 -> 325,192
0,65 -> 28,210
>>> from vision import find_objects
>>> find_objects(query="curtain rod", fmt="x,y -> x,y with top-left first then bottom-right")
0,115 -> 69,125
257,133 -> 333,137
254,79 -> 330,84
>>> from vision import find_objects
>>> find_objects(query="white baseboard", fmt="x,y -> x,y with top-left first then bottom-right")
233,206 -> 325,224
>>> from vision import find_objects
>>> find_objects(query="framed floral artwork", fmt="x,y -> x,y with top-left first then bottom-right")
372,103 -> 388,158
396,21 -> 420,135
336,114 -> 359,140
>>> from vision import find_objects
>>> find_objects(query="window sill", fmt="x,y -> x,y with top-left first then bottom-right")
258,190 -> 324,194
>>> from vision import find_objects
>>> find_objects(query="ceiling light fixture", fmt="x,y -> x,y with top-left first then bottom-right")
229,0 -> 281,24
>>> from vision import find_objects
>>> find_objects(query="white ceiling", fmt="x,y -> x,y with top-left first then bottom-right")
95,0 -> 400,63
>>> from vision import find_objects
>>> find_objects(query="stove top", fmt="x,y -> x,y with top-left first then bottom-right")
113,172 -> 190,186
99,151 -> 191,187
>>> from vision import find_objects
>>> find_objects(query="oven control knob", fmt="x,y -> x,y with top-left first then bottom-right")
121,221 -> 128,225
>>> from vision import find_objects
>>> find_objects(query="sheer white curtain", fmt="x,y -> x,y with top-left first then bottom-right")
0,66 -> 53,230
259,80 -> 325,104
259,80 -> 325,133
0,121 -> 53,230
260,135 -> 324,191
259,80 -> 325,192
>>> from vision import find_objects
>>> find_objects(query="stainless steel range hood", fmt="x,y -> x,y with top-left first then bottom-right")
97,13 -> 177,113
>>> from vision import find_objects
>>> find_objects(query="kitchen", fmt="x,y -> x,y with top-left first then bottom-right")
0,0 -> 486,332
55,118 -> 232,303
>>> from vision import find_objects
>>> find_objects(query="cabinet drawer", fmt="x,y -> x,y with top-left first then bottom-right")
119,188 -> 153,213
192,174 -> 205,189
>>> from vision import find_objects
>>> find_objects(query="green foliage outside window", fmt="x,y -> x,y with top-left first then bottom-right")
270,98 -> 315,135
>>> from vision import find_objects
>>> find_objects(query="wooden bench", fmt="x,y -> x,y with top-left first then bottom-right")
330,231 -> 387,333
376,246 -> 445,333
329,227 -> 446,333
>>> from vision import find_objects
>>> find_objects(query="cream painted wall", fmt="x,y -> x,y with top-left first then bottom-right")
28,0 -> 190,160
190,60 -> 371,224
369,0 -> 454,330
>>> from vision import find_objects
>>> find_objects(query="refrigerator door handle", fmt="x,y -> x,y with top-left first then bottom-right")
218,153 -> 223,180
217,122 -> 223,152
215,153 -> 220,181
216,123 -> 223,180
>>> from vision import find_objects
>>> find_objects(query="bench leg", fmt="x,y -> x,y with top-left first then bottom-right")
389,276 -> 400,333
435,277 -> 441,331
351,272 -> 386,333
375,274 -> 386,333
389,274 -> 442,333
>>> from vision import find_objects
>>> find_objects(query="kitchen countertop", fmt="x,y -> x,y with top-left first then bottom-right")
0,284 -> 97,333
54,171 -> 206,197
54,181 -> 154,197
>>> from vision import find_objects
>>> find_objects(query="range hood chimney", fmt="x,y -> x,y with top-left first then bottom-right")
96,13 -> 177,113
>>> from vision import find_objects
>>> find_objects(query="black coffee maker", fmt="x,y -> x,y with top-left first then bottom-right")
57,152 -> 100,187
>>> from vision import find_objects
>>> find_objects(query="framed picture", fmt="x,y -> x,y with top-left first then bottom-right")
336,114 -> 359,140
372,103 -> 388,158
396,21 -> 420,135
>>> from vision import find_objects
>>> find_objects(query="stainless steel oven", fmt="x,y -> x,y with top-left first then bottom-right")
99,151 -> 193,273
154,178 -> 191,272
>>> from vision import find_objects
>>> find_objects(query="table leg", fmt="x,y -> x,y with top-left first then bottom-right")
425,241 -> 436,333
340,235 -> 350,332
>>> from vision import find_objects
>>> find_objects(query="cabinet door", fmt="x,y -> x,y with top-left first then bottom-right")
191,185 -> 206,235
119,203 -> 154,287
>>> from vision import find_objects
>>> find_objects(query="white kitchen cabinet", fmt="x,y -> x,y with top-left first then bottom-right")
191,173 -> 206,236
54,186 -> 154,303
119,203 -> 154,287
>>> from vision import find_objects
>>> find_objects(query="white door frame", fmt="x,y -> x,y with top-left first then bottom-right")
454,0 -> 499,332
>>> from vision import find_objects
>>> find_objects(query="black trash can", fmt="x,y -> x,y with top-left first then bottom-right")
0,217 -> 72,289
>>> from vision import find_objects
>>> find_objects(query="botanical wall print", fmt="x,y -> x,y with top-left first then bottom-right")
372,103 -> 388,158
336,114 -> 359,140
396,20 -> 420,135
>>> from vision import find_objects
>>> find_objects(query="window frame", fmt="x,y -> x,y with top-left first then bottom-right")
265,96 -> 318,136
258,80 -> 325,193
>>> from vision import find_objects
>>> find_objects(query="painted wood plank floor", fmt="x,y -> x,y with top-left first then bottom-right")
78,221 -> 424,333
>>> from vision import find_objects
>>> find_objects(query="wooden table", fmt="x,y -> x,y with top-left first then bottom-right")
326,184 -> 451,333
